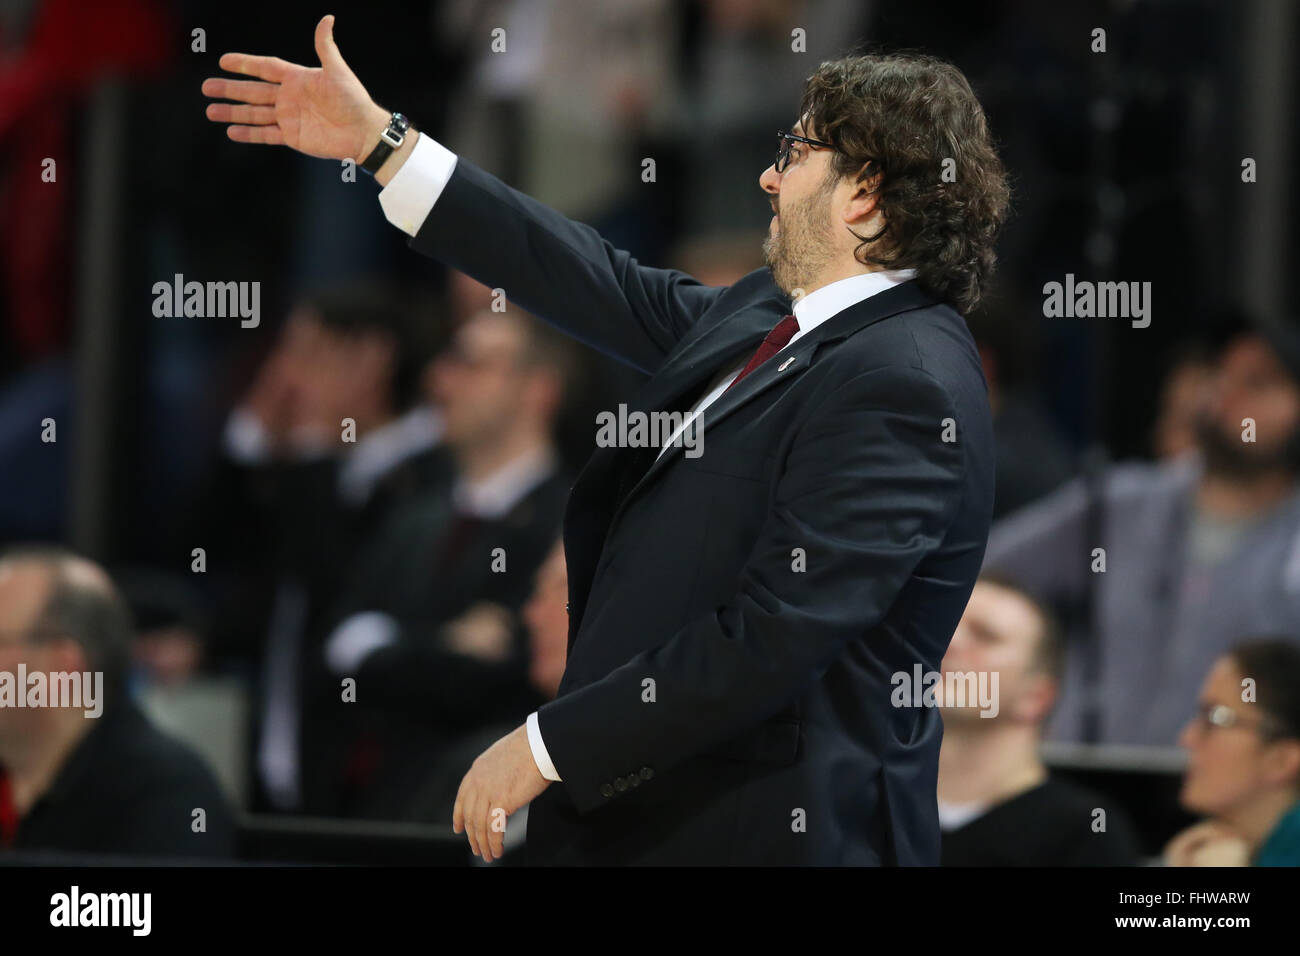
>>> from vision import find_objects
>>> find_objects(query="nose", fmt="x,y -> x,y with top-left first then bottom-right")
759,163 -> 780,196
1177,719 -> 1199,750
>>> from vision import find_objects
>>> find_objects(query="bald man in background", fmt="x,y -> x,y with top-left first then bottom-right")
0,547 -> 234,859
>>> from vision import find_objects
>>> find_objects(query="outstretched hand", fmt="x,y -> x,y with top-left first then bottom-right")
201,14 -> 387,163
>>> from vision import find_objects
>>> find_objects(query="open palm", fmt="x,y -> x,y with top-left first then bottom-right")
202,14 -> 383,162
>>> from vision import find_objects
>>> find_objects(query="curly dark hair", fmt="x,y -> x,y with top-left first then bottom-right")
797,52 -> 1010,314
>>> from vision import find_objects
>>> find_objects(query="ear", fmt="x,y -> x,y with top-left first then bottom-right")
841,166 -> 883,228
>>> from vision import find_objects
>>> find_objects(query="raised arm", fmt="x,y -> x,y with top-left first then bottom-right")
202,15 -> 726,372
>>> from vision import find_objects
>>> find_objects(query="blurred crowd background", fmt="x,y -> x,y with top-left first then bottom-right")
1,0 -> 1299,866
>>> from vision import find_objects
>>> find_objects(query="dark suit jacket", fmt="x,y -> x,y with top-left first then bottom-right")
304,469 -> 568,818
406,156 -> 995,865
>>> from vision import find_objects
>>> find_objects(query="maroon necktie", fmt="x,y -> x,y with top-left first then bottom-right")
724,314 -> 799,392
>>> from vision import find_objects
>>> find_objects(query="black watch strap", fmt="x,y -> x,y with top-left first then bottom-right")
361,112 -> 410,175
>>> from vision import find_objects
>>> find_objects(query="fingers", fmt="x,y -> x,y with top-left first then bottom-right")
226,125 -> 286,147
206,103 -> 276,126
458,788 -> 501,862
487,807 -> 507,861
467,794 -> 484,860
216,52 -> 290,83
454,764 -> 517,863
453,776 -> 483,858
201,78 -> 278,106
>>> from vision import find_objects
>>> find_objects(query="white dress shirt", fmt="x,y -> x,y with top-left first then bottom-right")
378,131 -> 917,783
656,268 -> 918,459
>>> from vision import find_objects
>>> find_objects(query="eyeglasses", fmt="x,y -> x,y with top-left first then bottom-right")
774,130 -> 836,173
1193,702 -> 1280,738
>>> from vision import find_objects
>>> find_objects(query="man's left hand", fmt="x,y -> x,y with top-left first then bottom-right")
453,724 -> 552,862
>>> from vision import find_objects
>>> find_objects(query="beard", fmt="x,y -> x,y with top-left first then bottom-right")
762,178 -> 838,296
1196,411 -> 1300,479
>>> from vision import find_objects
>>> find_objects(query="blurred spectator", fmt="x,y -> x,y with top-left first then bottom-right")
438,0 -> 681,222
0,0 -> 171,369
0,546 -> 233,858
1152,345 -> 1215,461
937,575 -> 1140,865
191,279 -> 450,813
984,321 -> 1300,746
376,536 -> 570,858
116,566 -> 209,689
1165,639 -> 1300,867
313,307 -> 573,819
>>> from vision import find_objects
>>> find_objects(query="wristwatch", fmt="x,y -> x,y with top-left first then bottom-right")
360,112 -> 410,175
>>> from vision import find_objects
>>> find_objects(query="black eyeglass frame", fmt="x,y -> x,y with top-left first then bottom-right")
775,130 -> 835,173
775,129 -> 881,182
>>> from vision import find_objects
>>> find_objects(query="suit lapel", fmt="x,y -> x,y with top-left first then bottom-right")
618,279 -> 938,507
638,294 -> 791,416
565,292 -> 789,509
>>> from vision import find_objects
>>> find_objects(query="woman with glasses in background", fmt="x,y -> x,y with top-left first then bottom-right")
1165,638 -> 1300,866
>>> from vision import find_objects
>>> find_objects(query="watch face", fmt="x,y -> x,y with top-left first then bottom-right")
380,114 -> 409,148
381,128 -> 404,148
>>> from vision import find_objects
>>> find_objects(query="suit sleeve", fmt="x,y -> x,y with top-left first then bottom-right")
535,363 -> 968,814
405,154 -> 727,374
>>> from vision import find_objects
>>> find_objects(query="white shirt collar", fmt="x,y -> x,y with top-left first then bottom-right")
788,269 -> 918,342
337,405 -> 444,505
452,445 -> 558,520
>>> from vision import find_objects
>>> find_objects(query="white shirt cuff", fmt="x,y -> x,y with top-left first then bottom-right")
378,132 -> 459,237
324,611 -> 400,674
526,710 -> 561,782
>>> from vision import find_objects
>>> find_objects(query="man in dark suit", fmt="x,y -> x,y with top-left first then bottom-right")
191,279 -> 449,815
204,17 -> 1009,865
313,307 -> 574,819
